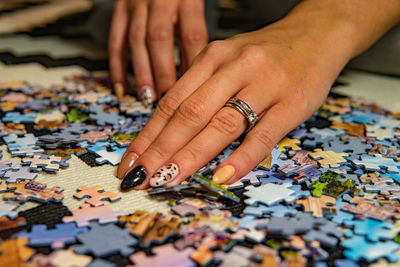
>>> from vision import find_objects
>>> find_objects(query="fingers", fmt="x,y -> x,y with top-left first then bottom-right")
120,62 -> 247,189
109,0 -> 130,100
157,86 -> 276,187
128,1 -> 156,105
117,45 -> 222,178
215,101 -> 308,185
147,0 -> 179,96
178,0 -> 208,69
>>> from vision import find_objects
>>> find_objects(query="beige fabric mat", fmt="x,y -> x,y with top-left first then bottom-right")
0,0 -> 92,34
0,145 -> 171,214
0,34 -> 107,60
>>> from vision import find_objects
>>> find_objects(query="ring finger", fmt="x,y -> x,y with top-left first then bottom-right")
150,86 -> 274,187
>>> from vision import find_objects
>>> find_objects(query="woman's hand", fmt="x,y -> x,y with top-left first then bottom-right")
117,0 -> 400,190
108,0 -> 208,104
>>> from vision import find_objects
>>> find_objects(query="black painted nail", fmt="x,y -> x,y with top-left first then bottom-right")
120,166 -> 147,191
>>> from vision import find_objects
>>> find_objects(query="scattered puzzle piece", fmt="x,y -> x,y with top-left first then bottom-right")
62,205 -> 125,227
295,195 -> 337,217
74,223 -> 137,257
73,185 -> 121,207
30,248 -> 92,267
244,183 -> 296,206
3,166 -> 38,183
4,180 -> 64,203
343,218 -> 393,242
21,153 -> 67,172
341,235 -> 400,263
130,244 -> 194,267
0,238 -> 35,265
17,223 -> 88,248
310,149 -> 348,168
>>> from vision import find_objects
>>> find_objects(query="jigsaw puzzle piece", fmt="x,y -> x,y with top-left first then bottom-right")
130,244 -> 194,267
341,235 -> 400,263
3,166 -> 38,183
0,202 -> 19,219
74,223 -> 137,257
244,183 -> 296,206
73,185 -> 121,207
2,112 -> 36,124
21,153 -> 67,172
343,218 -> 393,242
17,223 -> 88,249
62,205 -> 125,227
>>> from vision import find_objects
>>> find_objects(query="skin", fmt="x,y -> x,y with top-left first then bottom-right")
111,0 -> 400,189
109,0 -> 208,99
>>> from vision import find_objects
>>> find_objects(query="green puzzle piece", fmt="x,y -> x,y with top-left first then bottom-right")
192,174 -> 240,203
67,108 -> 89,123
110,132 -> 138,142
310,171 -> 360,198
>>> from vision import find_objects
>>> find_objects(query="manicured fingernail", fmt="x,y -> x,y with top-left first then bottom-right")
114,83 -> 124,100
212,165 -> 235,184
139,85 -> 154,108
120,165 -> 147,191
150,163 -> 179,187
117,152 -> 139,178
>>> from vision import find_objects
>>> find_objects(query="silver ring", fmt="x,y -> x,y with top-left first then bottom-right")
224,97 -> 258,132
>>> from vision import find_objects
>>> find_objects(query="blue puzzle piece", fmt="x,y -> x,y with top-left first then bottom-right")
89,105 -> 126,128
352,154 -> 400,173
243,204 -> 297,218
74,223 -> 137,257
17,223 -> 88,248
87,143 -> 126,166
0,161 -> 12,177
0,202 -> 19,219
327,195 -> 354,225
88,259 -> 116,267
334,259 -> 359,267
2,112 -> 37,123
227,170 -> 264,190
342,110 -> 380,124
343,218 -> 393,242
341,235 -> 400,263
3,166 -> 38,183
3,134 -> 43,156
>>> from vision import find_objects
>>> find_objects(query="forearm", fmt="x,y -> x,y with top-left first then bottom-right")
257,0 -> 400,89
284,0 -> 400,56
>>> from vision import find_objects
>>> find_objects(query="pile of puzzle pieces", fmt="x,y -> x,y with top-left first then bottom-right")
0,73 -> 400,266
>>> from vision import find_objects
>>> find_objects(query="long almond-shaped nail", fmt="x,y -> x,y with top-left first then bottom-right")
139,85 -> 154,108
150,163 -> 179,187
120,165 -> 147,191
117,152 -> 139,178
212,165 -> 235,184
114,83 -> 124,100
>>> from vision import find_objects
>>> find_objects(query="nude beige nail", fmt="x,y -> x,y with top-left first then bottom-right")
114,83 -> 124,100
139,85 -> 154,108
212,165 -> 235,184
150,163 -> 179,187
117,151 -> 139,179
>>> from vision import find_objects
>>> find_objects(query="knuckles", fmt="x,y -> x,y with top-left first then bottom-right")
155,95 -> 180,119
176,98 -> 206,125
203,40 -> 227,58
237,44 -> 268,64
182,29 -> 208,47
129,27 -> 146,45
209,109 -> 244,136
246,129 -> 276,154
147,25 -> 172,42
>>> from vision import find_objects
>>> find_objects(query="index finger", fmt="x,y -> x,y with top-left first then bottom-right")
108,0 -> 130,99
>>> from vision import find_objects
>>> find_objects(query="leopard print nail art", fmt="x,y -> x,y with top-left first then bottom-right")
150,163 -> 179,187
